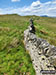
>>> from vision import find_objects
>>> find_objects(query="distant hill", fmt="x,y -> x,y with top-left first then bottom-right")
40,15 -> 48,17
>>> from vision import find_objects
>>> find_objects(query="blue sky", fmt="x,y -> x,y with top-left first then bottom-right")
0,0 -> 56,17
0,0 -> 53,8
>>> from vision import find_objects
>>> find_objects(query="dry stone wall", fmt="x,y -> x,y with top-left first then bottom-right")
24,22 -> 56,75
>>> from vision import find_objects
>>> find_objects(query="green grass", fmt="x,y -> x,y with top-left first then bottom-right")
0,14 -> 56,74
34,17 -> 56,46
0,15 -> 35,75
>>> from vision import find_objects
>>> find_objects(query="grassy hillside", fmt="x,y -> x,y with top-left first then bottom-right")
0,14 -> 56,75
0,15 -> 35,75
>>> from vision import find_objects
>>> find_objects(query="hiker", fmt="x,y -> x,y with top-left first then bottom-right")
29,19 -> 35,34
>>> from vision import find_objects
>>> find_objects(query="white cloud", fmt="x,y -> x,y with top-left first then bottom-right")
0,0 -> 56,17
11,0 -> 20,2
31,1 -> 41,7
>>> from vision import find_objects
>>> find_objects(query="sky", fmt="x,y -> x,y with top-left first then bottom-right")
0,0 -> 56,17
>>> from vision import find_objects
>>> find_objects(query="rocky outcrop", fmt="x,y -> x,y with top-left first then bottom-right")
24,20 -> 56,75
